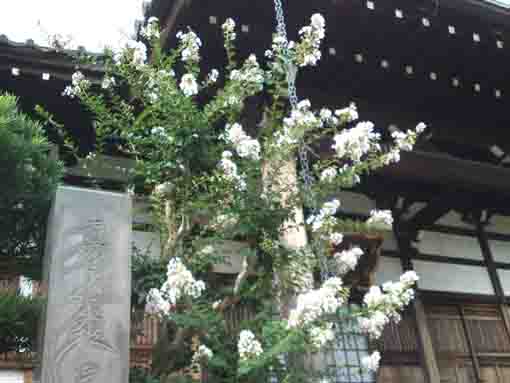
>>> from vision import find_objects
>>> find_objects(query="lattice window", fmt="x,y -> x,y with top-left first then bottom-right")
314,309 -> 375,383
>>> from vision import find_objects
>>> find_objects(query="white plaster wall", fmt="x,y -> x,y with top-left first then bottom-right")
374,256 -> 403,285
497,269 -> 510,296
436,211 -> 475,229
417,231 -> 483,260
487,215 -> 510,235
0,371 -> 24,383
413,260 -> 493,294
489,240 -> 510,264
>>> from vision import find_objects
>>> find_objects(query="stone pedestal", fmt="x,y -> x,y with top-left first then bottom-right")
40,186 -> 132,383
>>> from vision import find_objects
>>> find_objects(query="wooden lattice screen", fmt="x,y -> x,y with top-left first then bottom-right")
426,303 -> 510,383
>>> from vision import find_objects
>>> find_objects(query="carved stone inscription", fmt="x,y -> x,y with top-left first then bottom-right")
41,186 -> 131,383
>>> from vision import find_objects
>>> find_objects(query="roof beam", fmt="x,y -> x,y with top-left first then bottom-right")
404,197 -> 453,233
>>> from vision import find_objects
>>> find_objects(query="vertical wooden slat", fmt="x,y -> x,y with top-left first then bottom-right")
394,221 -> 441,383
413,298 -> 441,383
458,305 -> 482,382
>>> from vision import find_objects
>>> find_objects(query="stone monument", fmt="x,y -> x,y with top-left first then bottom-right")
40,186 -> 132,383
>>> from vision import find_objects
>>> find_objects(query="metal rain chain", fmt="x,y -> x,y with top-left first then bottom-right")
271,0 -> 331,281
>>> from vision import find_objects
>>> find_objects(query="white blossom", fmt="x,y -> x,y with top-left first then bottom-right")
295,14 -> 326,67
62,71 -> 90,98
287,277 -> 345,328
114,39 -> 147,67
329,232 -> 344,246
222,123 -> 260,161
306,199 -> 340,232
361,351 -> 381,372
207,68 -> 219,83
141,17 -> 160,40
193,344 -> 214,362
363,286 -> 385,309
218,151 -> 247,190
101,76 -> 115,90
176,29 -> 202,63
359,272 -> 419,338
228,55 -> 264,88
222,18 -> 236,42
151,257 -> 206,306
335,103 -> 359,122
320,167 -> 337,182
322,199 -> 340,215
309,323 -> 335,348
145,288 -> 171,316
358,311 -> 389,339
400,270 -> 419,285
238,330 -> 263,360
179,73 -> 199,96
366,209 -> 393,230
415,122 -> 427,133
332,121 -> 380,162
334,247 -> 363,274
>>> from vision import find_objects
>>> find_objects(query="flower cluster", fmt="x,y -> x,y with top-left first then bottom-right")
309,323 -> 335,349
192,344 -> 214,363
295,14 -> 326,67
334,103 -> 359,124
222,123 -> 261,161
113,39 -> 147,67
145,288 -> 171,316
180,73 -> 199,96
222,18 -> 236,42
238,330 -> 263,360
288,277 -> 346,328
358,271 -> 419,338
306,199 -> 340,232
332,121 -> 381,162
361,351 -> 381,372
101,76 -> 116,90
366,209 -> 393,230
145,257 -> 206,315
329,232 -> 344,246
62,71 -> 90,98
319,167 -> 336,182
207,68 -> 219,84
229,54 -> 264,90
218,151 -> 247,190
177,29 -> 202,63
273,99 -> 330,149
145,69 -> 175,103
391,122 -> 427,151
141,17 -> 160,40
333,247 -> 364,274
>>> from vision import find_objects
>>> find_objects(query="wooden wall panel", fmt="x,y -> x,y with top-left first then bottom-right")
377,366 -> 425,383
427,316 -> 470,354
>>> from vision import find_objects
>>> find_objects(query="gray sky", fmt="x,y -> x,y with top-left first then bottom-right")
1,0 -> 146,52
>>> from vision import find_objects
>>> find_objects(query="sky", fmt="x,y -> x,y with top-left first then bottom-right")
1,0 -> 147,52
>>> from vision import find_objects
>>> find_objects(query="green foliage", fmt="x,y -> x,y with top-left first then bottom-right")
0,94 -> 63,275
131,244 -> 167,309
0,291 -> 44,353
129,368 -> 162,383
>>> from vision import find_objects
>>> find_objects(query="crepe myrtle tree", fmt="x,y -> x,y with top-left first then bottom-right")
62,15 -> 425,382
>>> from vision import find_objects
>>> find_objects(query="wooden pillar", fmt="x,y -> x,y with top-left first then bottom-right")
394,222 -> 441,383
